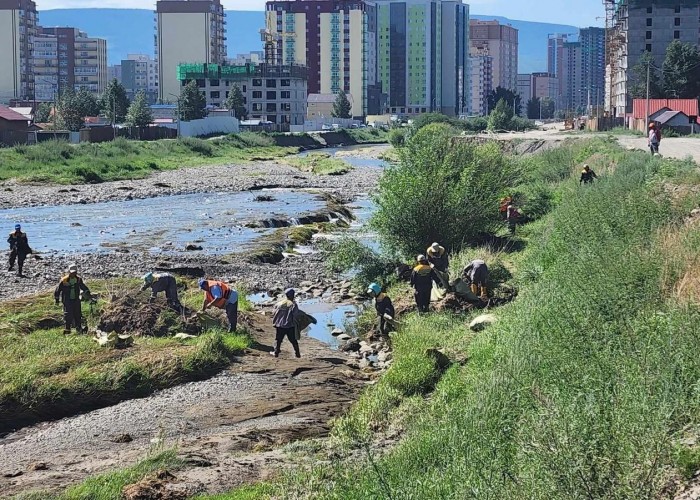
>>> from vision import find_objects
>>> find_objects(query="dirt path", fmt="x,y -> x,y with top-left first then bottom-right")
617,136 -> 700,163
0,315 -> 367,497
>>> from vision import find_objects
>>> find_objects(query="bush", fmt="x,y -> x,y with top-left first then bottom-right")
462,117 -> 488,132
388,128 -> 406,148
509,115 -> 536,131
323,237 -> 397,288
487,99 -> 514,131
178,137 -> 214,156
371,123 -> 520,256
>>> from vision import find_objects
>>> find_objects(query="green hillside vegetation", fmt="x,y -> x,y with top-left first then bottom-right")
210,133 -> 700,498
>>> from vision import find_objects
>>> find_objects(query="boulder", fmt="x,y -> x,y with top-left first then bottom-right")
469,314 -> 497,332
331,328 -> 344,336
340,338 -> 361,352
337,333 -> 352,342
185,243 -> 203,251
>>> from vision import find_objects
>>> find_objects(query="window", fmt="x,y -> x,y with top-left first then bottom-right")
210,79 -> 220,86
675,18 -> 681,26
647,6 -> 652,13
266,103 -> 277,112
266,91 -> 276,99
281,79 -> 290,86
252,103 -> 263,111
674,30 -> 680,39
252,90 -> 262,98
646,43 -> 652,52
281,90 -> 290,99
646,30 -> 652,39
281,103 -> 291,111
646,18 -> 652,26
242,85 -> 247,92
675,5 -> 681,13
266,79 -> 277,88
211,91 -> 220,98
252,78 -> 262,86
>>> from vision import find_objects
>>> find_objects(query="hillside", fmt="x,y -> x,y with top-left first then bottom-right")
38,8 -> 576,74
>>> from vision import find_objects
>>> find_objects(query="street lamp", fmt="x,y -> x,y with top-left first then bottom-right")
167,92 -> 182,138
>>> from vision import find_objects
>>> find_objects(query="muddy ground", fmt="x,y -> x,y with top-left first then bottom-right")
0,312 -> 369,497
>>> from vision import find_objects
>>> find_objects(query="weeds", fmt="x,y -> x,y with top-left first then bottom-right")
287,153 -> 352,175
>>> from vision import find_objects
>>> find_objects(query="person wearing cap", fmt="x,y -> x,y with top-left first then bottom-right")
54,264 -> 91,335
579,164 -> 598,185
141,272 -> 182,312
426,242 -> 450,288
463,259 -> 489,301
199,279 -> 239,333
271,288 -> 301,358
648,122 -> 660,155
410,255 -> 440,313
367,283 -> 395,336
7,224 -> 31,277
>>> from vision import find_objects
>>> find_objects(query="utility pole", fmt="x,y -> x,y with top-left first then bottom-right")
645,59 -> 651,129
113,97 -> 117,139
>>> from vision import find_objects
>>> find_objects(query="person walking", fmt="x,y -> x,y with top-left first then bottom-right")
410,255 -> 440,314
648,122 -> 660,156
141,272 -> 183,312
54,264 -> 91,335
272,288 -> 301,358
199,279 -> 239,333
506,203 -> 521,236
7,224 -> 31,277
367,282 -> 395,336
579,164 -> 598,185
463,259 -> 489,301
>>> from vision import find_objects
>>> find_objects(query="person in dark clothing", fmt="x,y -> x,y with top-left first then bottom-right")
506,204 -> 521,236
410,255 -> 440,314
142,272 -> 182,312
8,224 -> 31,277
367,282 -> 395,336
199,279 -> 239,333
271,288 -> 301,358
54,264 -> 90,335
579,164 -> 598,185
463,259 -> 489,301
426,242 -> 449,272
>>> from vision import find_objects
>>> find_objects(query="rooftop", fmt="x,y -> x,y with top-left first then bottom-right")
0,105 -> 30,122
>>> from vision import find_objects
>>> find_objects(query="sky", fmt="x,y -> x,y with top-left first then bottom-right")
38,0 -> 605,27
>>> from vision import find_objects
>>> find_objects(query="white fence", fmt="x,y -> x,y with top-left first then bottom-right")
290,117 -> 361,133
164,116 -> 240,137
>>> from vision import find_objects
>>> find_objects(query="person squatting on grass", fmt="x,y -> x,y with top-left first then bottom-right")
411,254 -> 440,314
580,164 -> 598,185
272,288 -> 301,358
199,279 -> 239,333
54,264 -> 91,335
142,272 -> 183,312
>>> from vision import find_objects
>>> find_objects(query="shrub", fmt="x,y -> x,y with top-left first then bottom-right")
178,137 -> 214,156
323,237 -> 397,288
371,123 -> 520,256
487,98 -> 514,131
388,128 -> 406,148
462,116 -> 488,132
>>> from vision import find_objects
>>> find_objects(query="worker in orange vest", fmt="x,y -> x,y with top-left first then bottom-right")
199,279 -> 239,332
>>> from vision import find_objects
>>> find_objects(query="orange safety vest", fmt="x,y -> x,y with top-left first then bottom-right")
203,280 -> 232,309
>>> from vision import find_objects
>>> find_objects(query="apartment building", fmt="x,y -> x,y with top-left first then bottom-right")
264,0 -> 380,117
561,27 -> 605,113
532,72 -> 558,101
121,54 -> 158,103
374,0 -> 470,117
516,73 -> 533,112
33,27 -> 108,100
177,62 -> 307,125
469,53 -> 492,116
610,0 -> 700,117
0,0 -> 37,103
469,19 -> 518,91
156,0 -> 227,102
547,33 -> 572,109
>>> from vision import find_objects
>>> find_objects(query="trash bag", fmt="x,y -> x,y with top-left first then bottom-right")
452,278 -> 480,301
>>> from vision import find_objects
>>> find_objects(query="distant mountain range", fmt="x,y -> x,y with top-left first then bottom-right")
38,9 -> 578,75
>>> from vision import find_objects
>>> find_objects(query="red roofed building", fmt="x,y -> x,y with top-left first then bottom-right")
0,105 -> 30,145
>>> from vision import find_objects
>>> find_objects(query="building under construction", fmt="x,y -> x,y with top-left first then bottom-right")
605,0 -> 700,118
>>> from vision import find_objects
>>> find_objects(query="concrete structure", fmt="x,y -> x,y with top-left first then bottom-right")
108,65 -> 122,82
307,93 -> 354,119
156,0 -> 227,102
516,73 -> 533,115
373,0 -> 470,116
0,0 -> 37,103
469,54 -> 493,116
610,0 -> 700,117
177,63 -> 307,125
532,72 -> 558,101
227,51 -> 265,66
265,0 -> 380,117
36,27 -> 109,97
561,29 -> 606,115
121,54 -> 158,103
548,33 -> 571,109
469,19 -> 518,92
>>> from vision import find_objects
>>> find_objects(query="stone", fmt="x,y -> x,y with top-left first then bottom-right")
331,328 -> 344,336
185,243 -> 203,251
110,434 -> 133,443
691,208 -> 700,217
377,350 -> 393,363
359,358 -> 374,370
469,314 -> 497,332
359,345 -> 375,356
340,339 -> 360,352
337,334 -> 352,342
27,462 -> 48,471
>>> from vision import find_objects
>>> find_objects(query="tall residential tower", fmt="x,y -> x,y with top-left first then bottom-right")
469,19 -> 518,91
0,0 -> 37,103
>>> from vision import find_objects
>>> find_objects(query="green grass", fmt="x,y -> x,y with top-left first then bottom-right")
0,135 -> 297,184
209,141 -> 700,498
0,278 -> 250,429
344,127 -> 389,144
287,152 -> 352,175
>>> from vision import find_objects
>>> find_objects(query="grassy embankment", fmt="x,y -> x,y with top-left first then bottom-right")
0,128 -> 388,185
207,138 -> 700,498
286,152 -> 352,175
0,277 -> 251,431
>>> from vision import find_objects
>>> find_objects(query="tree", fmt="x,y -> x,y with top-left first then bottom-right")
662,40 -> 700,98
100,79 -> 130,124
56,88 -> 86,131
125,90 -> 154,127
371,122 -> 520,256
526,97 -> 541,119
224,84 -> 247,119
487,86 -> 521,115
332,90 -> 352,119
179,80 -> 207,121
76,88 -> 101,117
487,98 -> 514,130
628,52 -> 663,99
34,102 -> 52,123
541,97 -> 555,119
